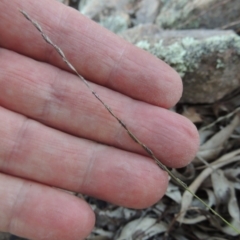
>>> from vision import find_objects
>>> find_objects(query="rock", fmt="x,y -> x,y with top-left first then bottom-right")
99,12 -> 130,34
77,1 -> 240,103
156,0 -> 240,32
120,25 -> 240,103
134,0 -> 161,25
78,0 -> 133,33
79,0 -> 240,32
56,0 -> 69,5
78,0 -> 137,20
78,0 -> 240,33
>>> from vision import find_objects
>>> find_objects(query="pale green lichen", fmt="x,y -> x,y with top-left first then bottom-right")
153,41 -> 188,77
216,59 -> 224,69
136,34 -> 240,77
136,40 -> 150,50
181,37 -> 197,47
156,0 -> 194,29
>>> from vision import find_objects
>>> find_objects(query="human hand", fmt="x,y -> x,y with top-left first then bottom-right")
0,0 -> 199,239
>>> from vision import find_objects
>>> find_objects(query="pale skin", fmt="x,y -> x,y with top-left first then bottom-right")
0,0 -> 199,239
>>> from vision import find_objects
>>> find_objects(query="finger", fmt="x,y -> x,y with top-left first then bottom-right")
0,0 -> 182,108
0,173 -> 95,240
0,49 -> 199,168
0,107 -> 168,208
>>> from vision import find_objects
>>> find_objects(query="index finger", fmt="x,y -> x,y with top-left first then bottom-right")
0,0 -> 182,108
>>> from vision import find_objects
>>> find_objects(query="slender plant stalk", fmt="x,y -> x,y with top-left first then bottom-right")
20,10 -> 240,234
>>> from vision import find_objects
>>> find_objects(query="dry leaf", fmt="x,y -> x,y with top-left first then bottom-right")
91,229 -> 113,239
171,232 -> 190,240
171,163 -> 196,182
192,189 -> 216,209
228,185 -> 240,222
196,115 -> 239,163
116,218 -> 167,240
211,169 -> 230,203
199,129 -> 215,145
165,182 -> 182,204
222,219 -> 240,236
182,107 -> 202,123
179,189 -> 216,224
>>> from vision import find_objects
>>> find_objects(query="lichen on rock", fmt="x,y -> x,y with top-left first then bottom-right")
132,29 -> 240,103
137,35 -> 240,78
156,0 -> 240,31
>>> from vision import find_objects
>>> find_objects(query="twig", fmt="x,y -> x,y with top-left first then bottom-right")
20,10 -> 240,235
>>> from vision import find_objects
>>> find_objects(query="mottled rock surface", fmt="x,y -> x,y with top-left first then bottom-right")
156,0 -> 240,32
78,0 -> 134,33
78,0 -> 240,104
121,25 -> 240,103
134,0 -> 161,25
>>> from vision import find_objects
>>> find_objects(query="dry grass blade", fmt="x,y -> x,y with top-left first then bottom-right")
19,10 -> 240,235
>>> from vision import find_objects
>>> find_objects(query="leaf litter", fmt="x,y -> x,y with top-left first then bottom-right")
85,94 -> 240,239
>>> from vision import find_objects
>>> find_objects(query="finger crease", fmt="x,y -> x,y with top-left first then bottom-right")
79,145 -> 98,193
6,180 -> 27,234
104,43 -> 128,87
3,117 -> 30,170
